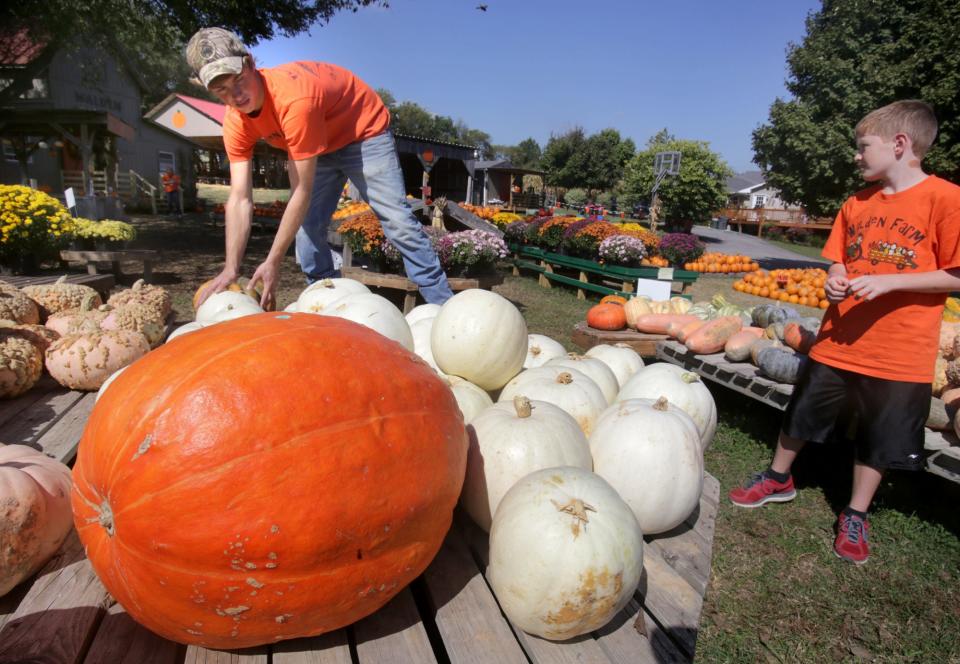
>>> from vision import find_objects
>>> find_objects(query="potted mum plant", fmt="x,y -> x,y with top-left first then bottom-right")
657,232 -> 706,267
338,212 -> 386,271
0,185 -> 74,274
437,230 -> 508,278
598,235 -> 647,267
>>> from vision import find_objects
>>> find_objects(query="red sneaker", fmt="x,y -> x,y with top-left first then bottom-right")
834,512 -> 870,565
729,471 -> 796,508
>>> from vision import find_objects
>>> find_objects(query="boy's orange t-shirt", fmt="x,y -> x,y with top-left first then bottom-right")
811,175 -> 960,382
223,62 -> 391,162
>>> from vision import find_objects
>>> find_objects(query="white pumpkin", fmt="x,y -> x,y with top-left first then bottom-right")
405,303 -> 442,327
167,321 -> 207,342
96,365 -> 127,402
195,291 -> 264,324
584,343 -> 645,389
463,396 -> 592,532
617,363 -> 717,451
523,334 -> 567,369
431,289 -> 527,391
487,466 -> 644,640
323,293 -> 414,351
590,397 -> 704,535
296,277 -> 369,313
624,296 -> 653,328
444,375 -> 494,424
546,355 -> 619,404
498,366 -> 607,436
283,301 -> 300,313
410,317 -> 445,375
0,444 -> 73,597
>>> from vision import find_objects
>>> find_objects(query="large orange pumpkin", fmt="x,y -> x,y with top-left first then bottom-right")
71,313 -> 468,648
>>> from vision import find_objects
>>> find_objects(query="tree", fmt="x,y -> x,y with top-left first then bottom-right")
621,133 -> 732,227
581,128 -> 635,193
752,0 -> 960,217
494,138 -> 542,169
0,0 -> 388,107
541,128 -> 588,189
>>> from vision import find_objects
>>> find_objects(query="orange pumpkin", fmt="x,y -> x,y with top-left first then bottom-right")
586,303 -> 627,330
71,313 -> 468,648
599,295 -> 628,306
192,277 -> 263,311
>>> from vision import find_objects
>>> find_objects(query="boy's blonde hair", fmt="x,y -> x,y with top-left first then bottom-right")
855,100 -> 938,157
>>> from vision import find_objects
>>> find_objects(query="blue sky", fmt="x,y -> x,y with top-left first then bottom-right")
255,0 -> 821,173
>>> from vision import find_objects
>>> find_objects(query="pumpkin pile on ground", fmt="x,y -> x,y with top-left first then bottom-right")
71,313 -> 468,648
733,267 -> 830,309
684,252 -> 758,273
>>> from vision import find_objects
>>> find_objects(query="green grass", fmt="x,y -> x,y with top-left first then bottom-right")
764,238 -> 830,261
495,269 -> 960,663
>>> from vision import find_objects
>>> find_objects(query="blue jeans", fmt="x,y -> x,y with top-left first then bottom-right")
296,130 -> 453,304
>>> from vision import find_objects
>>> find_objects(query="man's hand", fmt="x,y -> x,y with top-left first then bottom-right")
196,268 -> 240,308
249,258 -> 280,311
848,274 -> 903,301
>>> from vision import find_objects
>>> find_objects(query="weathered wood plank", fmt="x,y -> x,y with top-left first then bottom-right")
456,516 -> 616,664
272,631 -> 352,664
2,386 -> 85,447
636,544 -> 703,659
33,392 -> 98,465
353,587 -> 437,663
0,529 -> 111,664
83,602 -> 181,664
421,525 -> 527,664
593,595 -> 689,664
183,645 -> 268,663
0,374 -> 61,430
570,322 -> 667,357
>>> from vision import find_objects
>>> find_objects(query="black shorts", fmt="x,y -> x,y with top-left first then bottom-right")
782,358 -> 930,471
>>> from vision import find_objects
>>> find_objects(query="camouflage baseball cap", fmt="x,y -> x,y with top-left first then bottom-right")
185,28 -> 250,88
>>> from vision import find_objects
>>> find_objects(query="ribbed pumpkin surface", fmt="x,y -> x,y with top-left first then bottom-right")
72,312 -> 468,648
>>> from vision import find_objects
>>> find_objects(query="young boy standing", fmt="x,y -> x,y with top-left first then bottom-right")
730,100 -> 960,564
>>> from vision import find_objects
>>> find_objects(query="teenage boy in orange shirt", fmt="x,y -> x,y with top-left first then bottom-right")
185,28 -> 453,310
729,100 -> 960,565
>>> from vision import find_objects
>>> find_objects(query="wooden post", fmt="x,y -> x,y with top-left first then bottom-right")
649,193 -> 661,232
80,124 -> 93,197
577,270 -> 588,300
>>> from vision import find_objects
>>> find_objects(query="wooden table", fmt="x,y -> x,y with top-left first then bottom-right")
342,267 -> 505,313
0,378 -> 718,663
60,249 -> 160,283
0,272 -> 115,301
571,322 -> 668,358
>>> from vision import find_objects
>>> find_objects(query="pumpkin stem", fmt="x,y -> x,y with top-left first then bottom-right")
566,352 -> 581,359
97,500 -> 115,536
530,345 -> 541,356
513,395 -> 533,418
81,293 -> 99,311
681,372 -> 701,384
319,279 -> 334,288
653,396 -> 670,411
56,275 -> 68,284
556,372 -> 573,385
132,279 -> 145,290
551,498 -> 597,539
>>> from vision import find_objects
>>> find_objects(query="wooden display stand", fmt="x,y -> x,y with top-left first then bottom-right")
0,272 -> 115,301
0,376 -> 719,663
60,249 -> 159,283
571,322 -> 668,357
342,266 -> 504,313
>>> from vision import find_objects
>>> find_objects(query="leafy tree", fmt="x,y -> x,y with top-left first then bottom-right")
0,0 -> 387,107
495,138 -> 542,169
564,188 -> 588,207
752,0 -> 960,217
541,128 -> 588,189
581,128 -> 635,193
621,133 -> 732,227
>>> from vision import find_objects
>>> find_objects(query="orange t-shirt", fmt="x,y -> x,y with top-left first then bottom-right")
223,62 -> 391,162
811,175 -> 960,382
162,173 -> 180,193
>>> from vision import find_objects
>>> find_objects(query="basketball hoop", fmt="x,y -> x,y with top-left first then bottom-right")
649,151 -> 681,232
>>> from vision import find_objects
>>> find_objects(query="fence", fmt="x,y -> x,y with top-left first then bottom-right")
60,170 -> 159,214
715,207 -> 833,237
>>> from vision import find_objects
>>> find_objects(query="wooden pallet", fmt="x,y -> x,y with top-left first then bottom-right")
655,339 -> 795,410
571,322 -> 668,358
60,249 -> 160,283
0,381 -> 718,663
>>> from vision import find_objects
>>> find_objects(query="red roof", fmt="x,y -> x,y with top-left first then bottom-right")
176,94 -> 226,124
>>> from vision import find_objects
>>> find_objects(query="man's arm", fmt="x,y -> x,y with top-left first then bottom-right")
248,156 -> 317,309
849,268 -> 960,301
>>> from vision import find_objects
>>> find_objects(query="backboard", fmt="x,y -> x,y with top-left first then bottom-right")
654,151 -> 681,176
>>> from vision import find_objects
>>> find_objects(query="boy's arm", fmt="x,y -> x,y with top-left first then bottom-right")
196,160 -> 254,306
848,268 -> 960,301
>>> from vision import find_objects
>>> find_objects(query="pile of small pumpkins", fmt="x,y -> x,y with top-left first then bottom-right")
3,279 -> 719,649
732,267 -> 831,309
638,255 -> 671,267
331,200 -> 371,220
684,252 -> 759,273
0,277 -> 171,398
213,200 -> 288,219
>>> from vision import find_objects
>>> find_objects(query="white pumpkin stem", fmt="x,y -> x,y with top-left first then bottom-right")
132,279 -> 145,290
81,293 -> 99,311
530,345 -> 541,356
55,275 -> 68,284
319,279 -> 334,288
566,352 -> 582,359
513,395 -> 533,418
653,396 -> 670,411
556,372 -> 573,385
551,498 -> 597,539
681,372 -> 701,384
